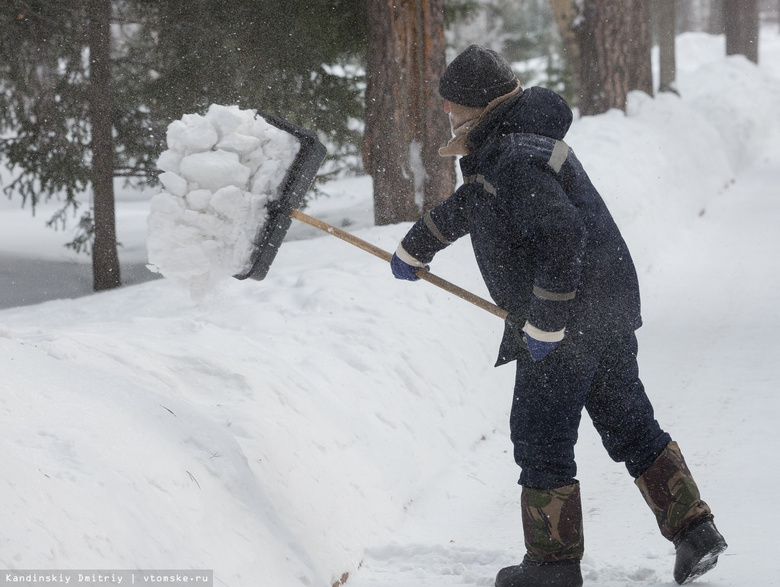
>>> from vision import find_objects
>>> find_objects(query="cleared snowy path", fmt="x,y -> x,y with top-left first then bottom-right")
347,136 -> 780,587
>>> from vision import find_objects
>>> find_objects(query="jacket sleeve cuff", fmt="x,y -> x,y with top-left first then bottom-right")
522,321 -> 565,343
395,243 -> 427,267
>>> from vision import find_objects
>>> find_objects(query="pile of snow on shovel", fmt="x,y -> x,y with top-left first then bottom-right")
147,104 -> 300,300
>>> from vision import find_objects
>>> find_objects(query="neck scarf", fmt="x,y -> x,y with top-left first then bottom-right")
438,81 -> 522,157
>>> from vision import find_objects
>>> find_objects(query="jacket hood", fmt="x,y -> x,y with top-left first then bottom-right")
467,86 -> 573,150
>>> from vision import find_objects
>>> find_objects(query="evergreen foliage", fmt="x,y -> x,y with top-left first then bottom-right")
0,0 -> 367,242
0,1 -> 92,210
124,0 -> 367,177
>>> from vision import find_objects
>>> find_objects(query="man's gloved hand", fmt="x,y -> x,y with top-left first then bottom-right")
391,253 -> 422,281
523,332 -> 560,362
391,244 -> 429,282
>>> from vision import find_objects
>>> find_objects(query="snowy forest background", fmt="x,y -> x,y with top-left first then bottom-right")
1,0 -> 777,292
1,1 -> 780,587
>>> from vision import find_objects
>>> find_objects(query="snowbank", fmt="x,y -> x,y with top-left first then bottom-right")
567,35 -> 780,272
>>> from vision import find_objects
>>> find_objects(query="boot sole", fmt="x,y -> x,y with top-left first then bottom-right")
677,542 -> 727,585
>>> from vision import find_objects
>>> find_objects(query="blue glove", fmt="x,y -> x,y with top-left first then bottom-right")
523,332 -> 560,362
391,252 -> 423,281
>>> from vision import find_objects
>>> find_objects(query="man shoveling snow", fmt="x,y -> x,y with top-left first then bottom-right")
391,44 -> 727,587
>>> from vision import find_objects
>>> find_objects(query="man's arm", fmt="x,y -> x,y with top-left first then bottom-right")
392,186 -> 473,278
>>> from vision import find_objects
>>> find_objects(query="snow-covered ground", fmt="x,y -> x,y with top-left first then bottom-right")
1,30 -> 779,586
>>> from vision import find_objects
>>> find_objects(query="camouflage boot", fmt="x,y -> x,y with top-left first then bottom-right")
635,441 -> 727,584
495,483 -> 583,587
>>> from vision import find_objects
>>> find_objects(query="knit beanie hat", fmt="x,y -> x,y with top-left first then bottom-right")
439,45 -> 518,108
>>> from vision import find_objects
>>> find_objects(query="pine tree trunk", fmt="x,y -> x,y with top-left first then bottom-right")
708,0 -> 725,34
364,0 -> 455,226
88,0 -> 121,291
724,0 -> 759,63
656,0 -> 677,93
627,0 -> 654,97
575,0 -> 633,116
549,0 -> 583,103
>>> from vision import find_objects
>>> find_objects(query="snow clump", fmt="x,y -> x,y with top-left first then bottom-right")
147,104 -> 301,301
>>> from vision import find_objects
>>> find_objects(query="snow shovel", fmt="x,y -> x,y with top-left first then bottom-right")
235,111 -> 509,321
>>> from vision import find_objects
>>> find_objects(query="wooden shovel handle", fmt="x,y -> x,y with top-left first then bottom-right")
289,209 -> 509,321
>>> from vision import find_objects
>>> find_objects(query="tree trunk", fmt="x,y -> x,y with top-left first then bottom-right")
627,0 -> 654,97
574,0 -> 633,116
364,0 -> 455,226
88,0 -> 121,291
708,0 -> 725,34
549,0 -> 583,103
655,0 -> 677,93
724,0 -> 759,63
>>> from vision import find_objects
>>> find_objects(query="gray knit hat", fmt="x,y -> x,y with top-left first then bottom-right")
439,45 -> 518,107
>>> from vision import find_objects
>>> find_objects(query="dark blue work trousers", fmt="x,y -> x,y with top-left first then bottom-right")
510,330 -> 672,489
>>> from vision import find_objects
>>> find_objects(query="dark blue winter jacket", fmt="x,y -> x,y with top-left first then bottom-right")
400,87 -> 642,365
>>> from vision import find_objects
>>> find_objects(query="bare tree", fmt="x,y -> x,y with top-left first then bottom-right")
627,0 -> 654,97
364,0 -> 455,226
724,0 -> 759,63
572,0 -> 633,115
708,0 -> 725,33
655,0 -> 678,93
550,0 -> 582,101
551,0 -> 653,114
88,0 -> 121,290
